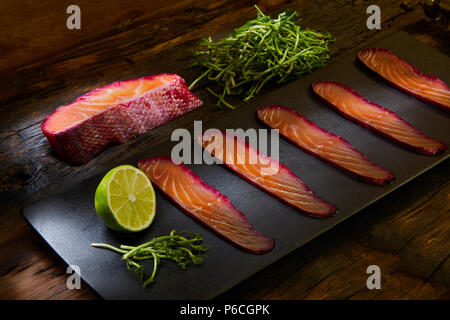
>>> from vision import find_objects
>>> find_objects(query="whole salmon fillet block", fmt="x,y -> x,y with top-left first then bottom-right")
41,74 -> 203,164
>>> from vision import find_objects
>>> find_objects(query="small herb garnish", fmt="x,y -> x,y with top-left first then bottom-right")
188,6 -> 335,108
91,230 -> 210,287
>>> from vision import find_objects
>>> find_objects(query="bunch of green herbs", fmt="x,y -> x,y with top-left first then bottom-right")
188,6 -> 334,109
91,229 -> 209,287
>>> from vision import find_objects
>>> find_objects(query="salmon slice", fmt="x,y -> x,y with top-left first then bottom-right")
200,131 -> 336,218
42,74 -> 203,164
358,48 -> 450,111
312,81 -> 447,155
138,156 -> 274,254
258,105 -> 395,185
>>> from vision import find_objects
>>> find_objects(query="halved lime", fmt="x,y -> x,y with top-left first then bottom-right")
94,165 -> 156,232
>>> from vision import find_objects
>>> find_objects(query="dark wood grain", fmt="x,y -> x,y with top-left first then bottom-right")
0,0 -> 448,299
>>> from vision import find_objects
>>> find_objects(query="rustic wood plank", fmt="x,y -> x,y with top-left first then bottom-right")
0,0 -> 448,300
0,0 -> 257,75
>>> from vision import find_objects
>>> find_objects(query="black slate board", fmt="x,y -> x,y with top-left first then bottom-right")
23,32 -> 449,300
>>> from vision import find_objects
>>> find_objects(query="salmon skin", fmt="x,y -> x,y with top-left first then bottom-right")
41,74 -> 203,165
138,156 -> 274,254
200,131 -> 336,218
312,81 -> 447,155
358,48 -> 450,112
258,105 -> 395,186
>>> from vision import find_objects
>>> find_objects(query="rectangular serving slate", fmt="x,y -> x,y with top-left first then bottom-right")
23,32 -> 449,300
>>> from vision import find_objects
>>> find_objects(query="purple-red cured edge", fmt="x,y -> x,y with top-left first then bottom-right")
358,48 -> 450,112
200,131 -> 336,218
138,156 -> 274,254
257,105 -> 395,186
312,81 -> 447,155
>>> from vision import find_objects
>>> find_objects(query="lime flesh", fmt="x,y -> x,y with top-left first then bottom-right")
95,165 -> 156,232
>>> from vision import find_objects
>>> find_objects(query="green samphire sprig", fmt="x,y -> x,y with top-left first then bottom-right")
91,229 -> 210,287
188,6 -> 335,109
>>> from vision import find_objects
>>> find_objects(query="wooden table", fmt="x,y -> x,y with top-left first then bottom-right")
0,0 -> 448,300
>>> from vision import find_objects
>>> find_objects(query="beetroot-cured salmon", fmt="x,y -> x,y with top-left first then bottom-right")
42,74 -> 203,164
358,48 -> 450,111
138,156 -> 274,254
258,105 -> 395,186
312,81 -> 447,155
200,131 -> 336,218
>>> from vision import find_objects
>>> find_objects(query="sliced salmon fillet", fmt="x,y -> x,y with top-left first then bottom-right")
200,131 -> 336,218
41,74 -> 203,164
258,105 -> 395,185
358,48 -> 450,111
312,81 -> 447,155
138,156 -> 274,254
